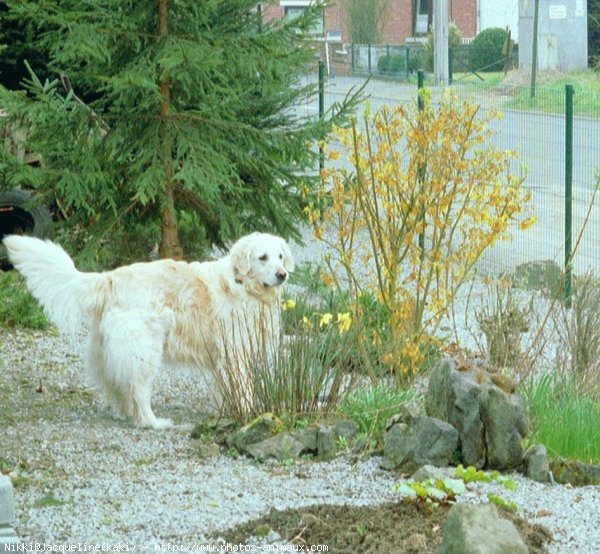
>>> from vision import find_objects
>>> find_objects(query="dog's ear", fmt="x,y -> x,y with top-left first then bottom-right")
229,235 -> 253,277
281,239 -> 295,273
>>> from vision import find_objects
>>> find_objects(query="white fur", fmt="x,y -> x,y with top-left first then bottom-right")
3,232 -> 294,429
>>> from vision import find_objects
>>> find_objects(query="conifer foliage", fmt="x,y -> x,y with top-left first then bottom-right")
0,1 -> 358,261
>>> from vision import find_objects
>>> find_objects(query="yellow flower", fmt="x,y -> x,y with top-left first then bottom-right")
327,149 -> 340,161
337,312 -> 352,334
300,316 -> 312,330
518,215 -> 537,231
282,299 -> 296,311
319,313 -> 333,328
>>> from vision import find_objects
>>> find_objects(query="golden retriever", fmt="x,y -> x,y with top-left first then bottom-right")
3,232 -> 294,428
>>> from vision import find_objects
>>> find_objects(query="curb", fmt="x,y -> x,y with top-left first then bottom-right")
0,475 -> 19,548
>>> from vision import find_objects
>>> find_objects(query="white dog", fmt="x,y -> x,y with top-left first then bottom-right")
3,232 -> 294,429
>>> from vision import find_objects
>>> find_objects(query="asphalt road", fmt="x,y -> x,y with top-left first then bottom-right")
297,74 -> 600,275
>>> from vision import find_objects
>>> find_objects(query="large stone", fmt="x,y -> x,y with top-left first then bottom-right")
245,433 -> 305,462
291,428 -> 317,453
524,444 -> 551,483
334,420 -> 359,442
0,476 -> 19,547
381,416 -> 459,472
316,424 -> 338,461
426,358 -> 529,470
440,503 -> 528,554
427,359 -> 486,468
482,386 -> 528,470
550,459 -> 600,486
227,413 -> 284,452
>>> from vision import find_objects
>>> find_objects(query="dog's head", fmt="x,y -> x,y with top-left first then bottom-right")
230,232 -> 294,299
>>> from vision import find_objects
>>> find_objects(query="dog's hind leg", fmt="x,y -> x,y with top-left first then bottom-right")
98,309 -> 173,429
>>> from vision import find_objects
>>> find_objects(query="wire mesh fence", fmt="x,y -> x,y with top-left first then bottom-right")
301,64 -> 600,280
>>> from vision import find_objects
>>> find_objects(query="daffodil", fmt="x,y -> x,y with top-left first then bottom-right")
300,316 -> 312,330
282,299 -> 296,311
319,313 -> 333,328
336,312 -> 352,334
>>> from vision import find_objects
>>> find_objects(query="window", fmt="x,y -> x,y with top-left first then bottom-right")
413,0 -> 430,35
282,2 -> 324,35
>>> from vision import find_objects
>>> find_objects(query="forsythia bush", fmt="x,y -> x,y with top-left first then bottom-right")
306,94 -> 535,377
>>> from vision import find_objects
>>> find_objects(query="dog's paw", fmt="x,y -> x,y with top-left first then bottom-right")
153,417 -> 174,430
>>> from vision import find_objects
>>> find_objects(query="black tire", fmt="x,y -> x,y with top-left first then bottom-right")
0,188 -> 52,269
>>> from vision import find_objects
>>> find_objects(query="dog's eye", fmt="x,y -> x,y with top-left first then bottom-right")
259,254 -> 268,262
279,253 -> 283,260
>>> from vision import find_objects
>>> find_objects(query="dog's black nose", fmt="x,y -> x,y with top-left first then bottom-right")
276,270 -> 287,282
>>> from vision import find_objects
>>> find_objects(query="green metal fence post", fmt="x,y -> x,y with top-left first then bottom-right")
318,60 -> 325,174
417,69 -> 424,110
368,44 -> 372,74
406,47 -> 410,78
448,47 -> 453,84
417,70 -> 425,254
256,2 -> 262,33
351,43 -> 355,73
564,84 -> 574,307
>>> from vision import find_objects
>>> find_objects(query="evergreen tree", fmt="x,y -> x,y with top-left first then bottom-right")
0,1 -> 359,262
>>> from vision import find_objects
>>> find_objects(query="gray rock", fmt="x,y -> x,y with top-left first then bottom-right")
227,413 -> 283,451
427,359 -> 486,468
245,433 -> 305,462
316,424 -> 338,460
426,358 -> 529,470
291,427 -> 317,452
524,444 -> 551,483
440,503 -> 528,554
195,442 -> 221,459
550,458 -> 600,486
385,401 -> 422,430
482,386 -> 528,470
0,476 -> 19,547
381,416 -> 459,472
0,476 -> 15,528
334,420 -> 359,442
411,464 -> 455,482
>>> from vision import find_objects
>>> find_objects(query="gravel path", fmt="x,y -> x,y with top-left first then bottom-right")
1,328 -> 599,553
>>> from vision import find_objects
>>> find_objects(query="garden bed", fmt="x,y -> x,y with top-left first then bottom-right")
1,328 -> 598,552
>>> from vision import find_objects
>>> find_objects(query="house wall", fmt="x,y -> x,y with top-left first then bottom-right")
262,0 -> 478,44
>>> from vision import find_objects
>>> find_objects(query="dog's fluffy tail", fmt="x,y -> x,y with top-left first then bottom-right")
3,235 -> 106,334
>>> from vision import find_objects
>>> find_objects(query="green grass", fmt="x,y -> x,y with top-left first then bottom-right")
450,71 -> 505,88
523,372 -> 600,463
0,271 -> 48,329
339,383 -> 415,442
506,70 -> 600,117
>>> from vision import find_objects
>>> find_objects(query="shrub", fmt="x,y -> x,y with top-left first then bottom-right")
309,95 -> 534,378
476,281 -> 532,368
469,27 -> 508,72
422,22 -> 462,71
377,52 -> 420,75
554,273 -> 600,399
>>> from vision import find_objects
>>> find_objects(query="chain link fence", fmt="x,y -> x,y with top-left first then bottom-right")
299,63 -> 600,282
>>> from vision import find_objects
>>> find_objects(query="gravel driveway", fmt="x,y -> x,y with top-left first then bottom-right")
1,327 -> 600,552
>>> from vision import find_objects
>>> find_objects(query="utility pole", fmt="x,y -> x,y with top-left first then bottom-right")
530,0 -> 540,98
433,0 -> 449,86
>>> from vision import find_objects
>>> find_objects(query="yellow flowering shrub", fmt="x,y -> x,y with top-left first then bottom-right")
307,94 -> 535,377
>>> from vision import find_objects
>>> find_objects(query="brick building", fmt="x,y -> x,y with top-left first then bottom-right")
262,0 -> 478,45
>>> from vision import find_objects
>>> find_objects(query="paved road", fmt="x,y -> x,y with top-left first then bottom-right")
296,74 -> 600,275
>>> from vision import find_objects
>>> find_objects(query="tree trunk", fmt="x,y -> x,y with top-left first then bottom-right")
157,0 -> 183,260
